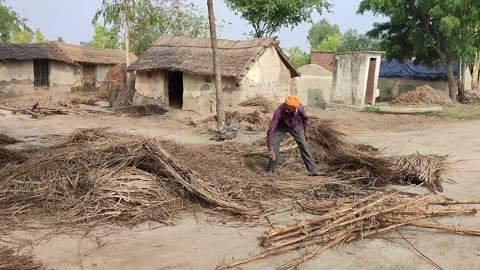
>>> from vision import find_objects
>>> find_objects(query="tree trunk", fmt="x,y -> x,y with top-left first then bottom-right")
457,59 -> 465,102
207,0 -> 225,129
446,59 -> 456,101
473,52 -> 480,93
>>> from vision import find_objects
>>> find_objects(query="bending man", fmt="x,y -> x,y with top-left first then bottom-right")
266,96 -> 319,176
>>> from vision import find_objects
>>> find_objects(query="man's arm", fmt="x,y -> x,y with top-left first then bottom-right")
267,106 -> 282,151
298,104 -> 310,132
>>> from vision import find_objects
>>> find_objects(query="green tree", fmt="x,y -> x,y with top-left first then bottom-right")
315,33 -> 341,52
287,46 -> 311,68
225,0 -> 331,38
90,23 -> 121,49
337,29 -> 382,53
307,19 -> 340,49
33,28 -> 45,43
94,0 -> 218,55
57,36 -> 64,42
0,0 -> 30,43
10,29 -> 33,43
358,0 -> 480,100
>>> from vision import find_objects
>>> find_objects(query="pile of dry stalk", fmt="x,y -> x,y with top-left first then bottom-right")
0,245 -> 45,270
219,192 -> 480,270
0,129 -> 251,229
0,134 -> 20,146
0,103 -> 68,118
115,104 -> 168,117
239,95 -> 277,113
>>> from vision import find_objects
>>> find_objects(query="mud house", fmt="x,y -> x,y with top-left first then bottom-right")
128,36 -> 299,112
330,52 -> 382,107
0,42 -> 135,96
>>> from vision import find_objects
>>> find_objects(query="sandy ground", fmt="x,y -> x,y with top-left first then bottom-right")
1,103 -> 480,270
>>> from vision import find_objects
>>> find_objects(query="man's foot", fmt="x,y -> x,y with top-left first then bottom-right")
308,170 -> 321,176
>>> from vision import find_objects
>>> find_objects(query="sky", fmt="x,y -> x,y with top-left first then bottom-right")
5,0 -> 385,52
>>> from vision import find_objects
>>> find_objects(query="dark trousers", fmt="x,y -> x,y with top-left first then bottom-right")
267,127 -> 316,173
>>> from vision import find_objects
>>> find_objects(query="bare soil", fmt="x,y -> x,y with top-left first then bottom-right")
1,99 -> 479,270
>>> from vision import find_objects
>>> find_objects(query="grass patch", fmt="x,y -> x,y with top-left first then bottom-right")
364,105 -> 380,113
427,103 -> 480,120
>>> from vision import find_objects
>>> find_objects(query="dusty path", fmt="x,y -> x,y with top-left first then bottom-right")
1,111 -> 479,270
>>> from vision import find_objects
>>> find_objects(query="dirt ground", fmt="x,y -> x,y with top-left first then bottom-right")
1,94 -> 479,270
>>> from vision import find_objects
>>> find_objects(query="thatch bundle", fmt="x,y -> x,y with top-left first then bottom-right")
0,245 -> 45,270
0,129 -> 250,228
115,104 -> 168,117
0,134 -> 20,146
239,96 -> 277,113
219,193 -> 480,270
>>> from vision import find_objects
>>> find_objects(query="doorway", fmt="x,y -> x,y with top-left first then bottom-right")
365,58 -> 377,104
168,71 -> 184,109
33,59 -> 49,89
82,64 -> 97,87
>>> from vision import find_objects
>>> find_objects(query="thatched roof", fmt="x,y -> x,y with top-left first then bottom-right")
0,43 -> 75,64
0,42 -> 135,65
128,36 -> 299,79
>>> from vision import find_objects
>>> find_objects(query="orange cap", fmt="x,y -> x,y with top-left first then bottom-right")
285,96 -> 300,108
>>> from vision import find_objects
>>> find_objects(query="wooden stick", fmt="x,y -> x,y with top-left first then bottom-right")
412,222 -> 480,236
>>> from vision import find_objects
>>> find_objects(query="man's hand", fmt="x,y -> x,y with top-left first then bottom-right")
268,151 -> 275,160
304,130 -> 310,141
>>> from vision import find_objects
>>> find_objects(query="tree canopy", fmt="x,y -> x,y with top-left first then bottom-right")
89,23 -> 121,49
308,19 -> 340,49
225,0 -> 331,38
358,0 -> 480,99
286,46 -> 311,68
10,28 -> 45,44
93,0 -> 221,55
0,0 -> 30,43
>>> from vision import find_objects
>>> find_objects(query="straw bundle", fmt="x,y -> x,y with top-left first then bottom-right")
0,245 -> 45,270
0,129 -> 251,228
115,104 -> 168,117
0,134 -> 20,146
218,193 -> 480,270
239,96 -> 277,113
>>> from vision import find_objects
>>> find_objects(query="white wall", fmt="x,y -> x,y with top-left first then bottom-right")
330,53 -> 382,106
0,61 -> 33,81
240,46 -> 292,102
96,64 -> 115,87
50,61 -> 82,87
135,71 -> 167,101
291,75 -> 332,106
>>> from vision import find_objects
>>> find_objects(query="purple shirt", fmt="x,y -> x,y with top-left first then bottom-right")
267,103 -> 309,151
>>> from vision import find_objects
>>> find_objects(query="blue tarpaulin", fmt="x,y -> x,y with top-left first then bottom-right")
379,60 -> 458,79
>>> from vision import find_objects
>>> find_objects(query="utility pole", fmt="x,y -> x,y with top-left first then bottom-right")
207,0 -> 225,129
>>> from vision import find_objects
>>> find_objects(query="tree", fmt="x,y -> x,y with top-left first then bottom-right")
315,33 -> 341,52
307,19 -> 340,49
358,0 -> 480,100
10,29 -> 33,44
225,0 -> 331,38
286,47 -> 311,68
33,28 -> 45,43
57,36 -> 65,43
207,0 -> 225,130
337,29 -> 382,53
0,0 -> 30,43
90,23 -> 121,49
94,0 -> 218,55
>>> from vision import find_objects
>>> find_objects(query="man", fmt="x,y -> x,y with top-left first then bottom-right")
266,96 -> 320,176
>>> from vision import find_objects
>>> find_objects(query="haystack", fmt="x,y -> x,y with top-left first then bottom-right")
0,245 -> 45,270
0,129 -> 251,228
239,96 -> 277,113
391,85 -> 451,106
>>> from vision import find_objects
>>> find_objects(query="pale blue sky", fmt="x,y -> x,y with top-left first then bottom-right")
6,0 -> 385,51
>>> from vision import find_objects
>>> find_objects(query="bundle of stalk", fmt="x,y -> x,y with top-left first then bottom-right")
115,104 -> 168,117
0,134 -> 21,146
0,245 -> 45,270
0,129 -> 251,228
218,193 -> 480,270
239,96 -> 277,113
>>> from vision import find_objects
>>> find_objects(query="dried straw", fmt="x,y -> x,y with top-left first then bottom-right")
218,193 -> 480,269
0,134 -> 21,146
115,104 -> 168,117
239,96 -> 277,113
0,245 -> 45,270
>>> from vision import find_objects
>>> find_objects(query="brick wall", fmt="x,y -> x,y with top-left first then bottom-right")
311,52 -> 335,72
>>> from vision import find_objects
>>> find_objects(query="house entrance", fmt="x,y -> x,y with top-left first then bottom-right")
33,59 -> 49,89
82,64 -> 96,87
168,71 -> 184,109
365,58 -> 377,104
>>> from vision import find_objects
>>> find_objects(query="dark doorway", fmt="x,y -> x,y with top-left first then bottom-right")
365,58 -> 377,105
33,59 -> 49,89
168,71 -> 184,109
82,64 -> 97,87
